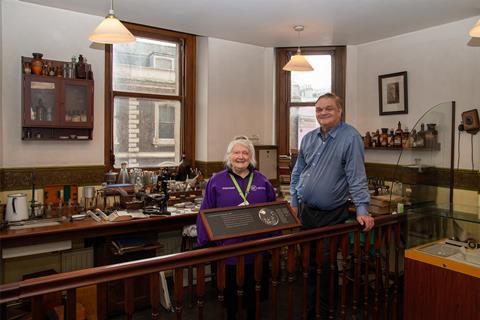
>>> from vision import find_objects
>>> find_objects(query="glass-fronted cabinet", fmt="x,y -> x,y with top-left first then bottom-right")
21,56 -> 94,140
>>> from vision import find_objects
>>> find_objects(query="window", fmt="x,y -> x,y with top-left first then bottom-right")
275,47 -> 346,155
105,23 -> 196,169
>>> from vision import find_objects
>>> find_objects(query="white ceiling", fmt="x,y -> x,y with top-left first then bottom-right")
21,0 -> 480,47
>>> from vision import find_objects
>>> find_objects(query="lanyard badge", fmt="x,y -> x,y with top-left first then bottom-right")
229,172 -> 254,206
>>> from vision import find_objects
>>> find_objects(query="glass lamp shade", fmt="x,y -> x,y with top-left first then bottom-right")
89,15 -> 135,44
283,51 -> 313,72
469,19 -> 480,37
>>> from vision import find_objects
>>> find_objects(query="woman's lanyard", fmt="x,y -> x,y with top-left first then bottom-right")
229,172 -> 254,205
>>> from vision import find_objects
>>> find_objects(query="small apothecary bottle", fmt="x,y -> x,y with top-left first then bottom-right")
31,52 -> 43,75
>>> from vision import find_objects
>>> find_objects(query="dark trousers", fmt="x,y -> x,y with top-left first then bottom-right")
225,261 -> 269,320
299,202 -> 350,320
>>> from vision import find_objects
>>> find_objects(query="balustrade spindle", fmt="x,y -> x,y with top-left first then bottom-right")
216,260 -> 226,320
363,231 -> 371,320
339,234 -> 349,319
124,277 -> 134,319
328,238 -> 338,320
315,239 -> 323,320
287,244 -> 296,320
352,230 -> 361,319
196,263 -> 205,320
254,254 -> 263,320
174,268 -> 184,319
301,242 -> 311,320
383,225 -> 392,319
270,248 -> 280,320
150,272 -> 160,320
373,228 -> 383,320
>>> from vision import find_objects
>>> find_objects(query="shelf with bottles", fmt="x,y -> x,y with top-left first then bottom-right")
363,122 -> 440,151
21,127 -> 92,141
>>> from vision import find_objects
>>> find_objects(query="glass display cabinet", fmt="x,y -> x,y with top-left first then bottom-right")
21,57 -> 94,140
393,101 -> 480,319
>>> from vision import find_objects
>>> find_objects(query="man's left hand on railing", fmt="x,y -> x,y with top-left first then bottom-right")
356,214 -> 374,231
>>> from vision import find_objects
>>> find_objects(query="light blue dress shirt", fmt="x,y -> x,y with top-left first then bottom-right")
290,122 -> 369,216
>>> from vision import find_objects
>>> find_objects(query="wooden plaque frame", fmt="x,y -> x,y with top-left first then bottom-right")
199,200 -> 301,241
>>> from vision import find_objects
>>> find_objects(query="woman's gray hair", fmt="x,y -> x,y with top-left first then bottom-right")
224,136 -> 257,169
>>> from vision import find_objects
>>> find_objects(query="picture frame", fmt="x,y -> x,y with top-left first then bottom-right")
378,71 -> 408,115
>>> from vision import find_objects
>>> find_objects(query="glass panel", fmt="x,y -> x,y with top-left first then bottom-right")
64,84 -> 88,123
289,106 -> 317,151
30,81 -> 56,122
290,55 -> 331,103
113,37 -> 179,95
113,96 -> 181,168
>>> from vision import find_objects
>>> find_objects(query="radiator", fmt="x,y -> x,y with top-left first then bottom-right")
61,247 -> 94,272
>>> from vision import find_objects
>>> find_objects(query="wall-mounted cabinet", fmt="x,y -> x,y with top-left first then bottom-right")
21,57 -> 94,140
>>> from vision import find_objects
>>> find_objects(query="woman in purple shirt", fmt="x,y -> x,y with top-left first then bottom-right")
196,136 -> 276,320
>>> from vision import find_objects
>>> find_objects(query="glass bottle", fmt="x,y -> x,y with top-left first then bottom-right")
380,128 -> 388,147
394,121 -> 403,148
416,123 -> 425,148
69,56 -> 76,79
387,129 -> 394,148
364,131 -> 371,148
36,98 -> 47,121
410,129 -> 417,148
402,127 -> 410,148
31,52 -> 43,75
372,129 -> 380,148
425,123 -> 438,149
117,162 -> 130,184
75,54 -> 86,79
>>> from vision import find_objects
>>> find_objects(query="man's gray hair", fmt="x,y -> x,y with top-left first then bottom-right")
224,136 -> 257,169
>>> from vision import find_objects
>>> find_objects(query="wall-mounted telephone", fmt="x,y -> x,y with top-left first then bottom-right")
461,109 -> 479,134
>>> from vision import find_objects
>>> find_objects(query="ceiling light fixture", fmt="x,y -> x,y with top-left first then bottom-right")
283,25 -> 313,72
469,18 -> 480,37
89,0 -> 135,44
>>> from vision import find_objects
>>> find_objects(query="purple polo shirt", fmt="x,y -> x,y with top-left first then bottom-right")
196,168 -> 276,264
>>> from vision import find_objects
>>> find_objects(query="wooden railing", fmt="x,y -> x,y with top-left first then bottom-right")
0,214 -> 406,320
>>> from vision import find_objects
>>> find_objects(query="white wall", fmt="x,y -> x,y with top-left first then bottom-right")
2,0 -> 105,168
195,37 -> 275,162
346,16 -> 480,170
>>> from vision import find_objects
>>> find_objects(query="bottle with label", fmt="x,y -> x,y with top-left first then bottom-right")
394,121 -> 403,148
364,131 -> 371,148
410,129 -> 417,148
76,54 -> 87,79
402,127 -> 410,148
380,128 -> 389,147
416,123 -> 425,148
425,123 -> 438,149
387,129 -> 394,148
372,129 -> 380,147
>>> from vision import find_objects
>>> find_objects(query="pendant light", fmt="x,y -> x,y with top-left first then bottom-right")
89,0 -> 135,44
283,25 -> 313,72
469,19 -> 480,37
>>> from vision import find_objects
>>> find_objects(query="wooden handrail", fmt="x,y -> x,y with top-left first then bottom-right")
0,214 -> 405,304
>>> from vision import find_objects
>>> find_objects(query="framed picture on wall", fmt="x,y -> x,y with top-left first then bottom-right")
378,71 -> 408,115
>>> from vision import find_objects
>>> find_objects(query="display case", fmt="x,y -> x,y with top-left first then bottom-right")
21,57 -> 94,140
393,101 -> 480,319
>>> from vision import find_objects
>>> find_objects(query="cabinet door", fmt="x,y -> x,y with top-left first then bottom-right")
23,75 -> 60,126
60,80 -> 94,128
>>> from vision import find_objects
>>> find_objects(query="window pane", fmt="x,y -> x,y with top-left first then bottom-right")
289,106 -> 318,150
113,37 -> 179,95
290,55 -> 332,103
113,97 -> 181,168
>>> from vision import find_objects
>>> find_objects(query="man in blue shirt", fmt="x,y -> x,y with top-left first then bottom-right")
291,92 -> 374,319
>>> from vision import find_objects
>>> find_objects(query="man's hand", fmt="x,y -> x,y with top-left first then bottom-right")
356,214 -> 374,231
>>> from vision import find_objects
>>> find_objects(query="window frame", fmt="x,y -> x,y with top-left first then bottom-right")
275,46 -> 346,155
105,22 -> 196,170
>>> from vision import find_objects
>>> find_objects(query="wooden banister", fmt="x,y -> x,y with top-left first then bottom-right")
0,214 -> 406,320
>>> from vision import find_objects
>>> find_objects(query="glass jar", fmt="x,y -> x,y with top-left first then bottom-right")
117,162 -> 130,184
31,52 -> 44,75
380,128 -> 389,147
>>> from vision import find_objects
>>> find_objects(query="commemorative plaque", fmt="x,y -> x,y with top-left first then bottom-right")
199,200 -> 301,241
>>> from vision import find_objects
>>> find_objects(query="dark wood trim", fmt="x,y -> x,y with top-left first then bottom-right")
113,91 -> 182,101
275,46 -> 346,155
365,162 -> 479,191
0,166 -> 105,191
195,160 -> 225,178
104,23 -> 196,171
